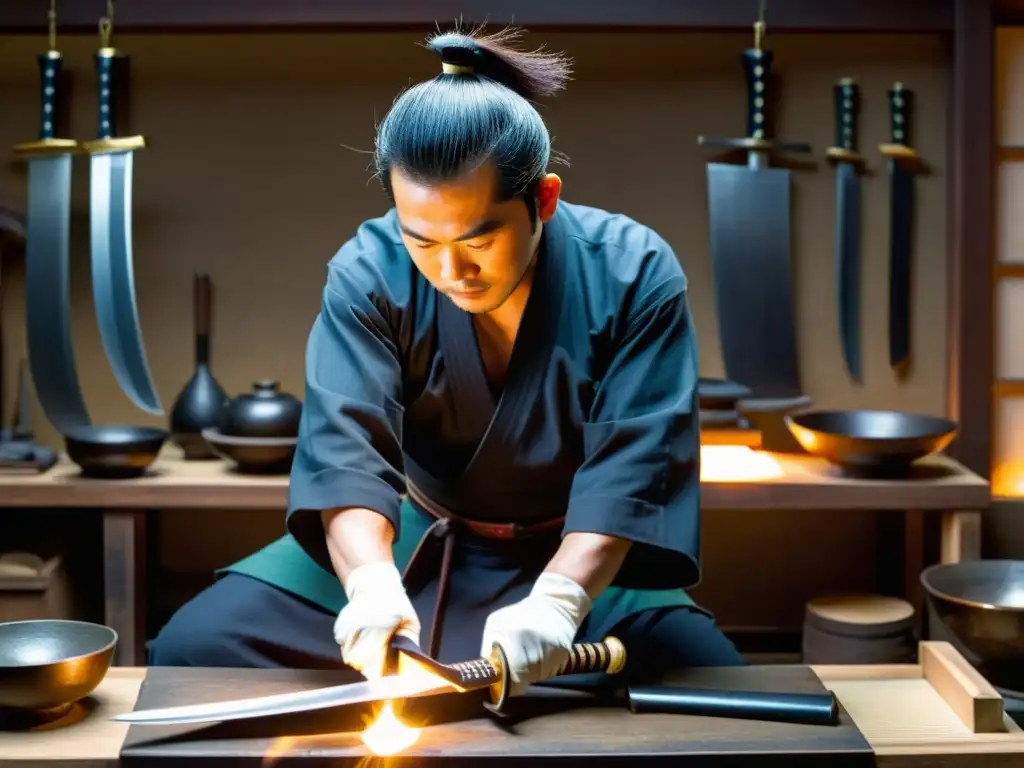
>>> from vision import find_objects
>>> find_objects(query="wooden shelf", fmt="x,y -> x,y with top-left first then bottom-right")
0,0 -> 953,34
0,448 -> 990,512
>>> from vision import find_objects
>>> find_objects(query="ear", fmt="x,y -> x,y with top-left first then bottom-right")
536,173 -> 562,223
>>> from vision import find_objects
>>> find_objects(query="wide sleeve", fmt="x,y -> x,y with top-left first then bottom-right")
562,282 -> 702,590
285,263 -> 407,574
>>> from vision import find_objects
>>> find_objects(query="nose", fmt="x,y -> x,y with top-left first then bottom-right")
438,247 -> 468,284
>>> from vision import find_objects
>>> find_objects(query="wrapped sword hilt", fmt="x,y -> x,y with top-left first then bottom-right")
389,634 -> 627,715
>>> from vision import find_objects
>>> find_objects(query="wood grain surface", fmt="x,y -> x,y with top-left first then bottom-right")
120,665 -> 873,766
0,448 -> 991,512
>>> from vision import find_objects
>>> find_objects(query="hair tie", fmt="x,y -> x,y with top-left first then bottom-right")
442,62 -> 474,75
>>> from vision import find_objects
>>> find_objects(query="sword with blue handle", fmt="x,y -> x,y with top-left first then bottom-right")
826,78 -> 865,383
13,0 -> 92,434
81,2 -> 164,416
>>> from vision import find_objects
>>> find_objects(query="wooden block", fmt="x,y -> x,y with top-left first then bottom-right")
919,641 -> 1005,733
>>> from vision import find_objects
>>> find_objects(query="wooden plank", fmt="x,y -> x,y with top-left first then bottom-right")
0,0 -> 954,33
120,665 -> 873,766
0,667 -> 145,766
102,510 -> 148,666
814,651 -> 1024,767
0,450 -> 991,511
920,641 -> 1005,733
946,0 -> 995,478
940,511 -> 983,563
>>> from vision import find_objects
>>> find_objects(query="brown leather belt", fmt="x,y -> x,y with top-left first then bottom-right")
405,481 -> 565,540
403,481 -> 565,658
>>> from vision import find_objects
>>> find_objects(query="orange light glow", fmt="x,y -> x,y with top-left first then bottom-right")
992,461 -> 1024,497
360,700 -> 422,756
700,445 -> 784,482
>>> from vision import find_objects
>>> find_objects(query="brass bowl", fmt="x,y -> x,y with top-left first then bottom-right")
921,560 -> 1024,689
785,410 -> 957,477
0,619 -> 117,713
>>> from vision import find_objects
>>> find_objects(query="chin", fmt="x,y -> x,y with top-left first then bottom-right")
447,290 -> 501,314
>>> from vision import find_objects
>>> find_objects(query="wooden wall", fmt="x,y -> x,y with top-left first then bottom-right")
0,30 -> 951,635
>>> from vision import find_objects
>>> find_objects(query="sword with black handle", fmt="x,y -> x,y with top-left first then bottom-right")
880,83 -> 917,375
13,0 -> 93,435
826,79 -> 865,384
698,5 -> 812,403
113,634 -> 839,727
82,1 -> 164,416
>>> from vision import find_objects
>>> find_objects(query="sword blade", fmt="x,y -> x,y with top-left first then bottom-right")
25,155 -> 91,433
706,162 -> 803,400
111,673 -> 455,725
836,161 -> 863,382
90,150 -> 163,415
888,160 -> 915,369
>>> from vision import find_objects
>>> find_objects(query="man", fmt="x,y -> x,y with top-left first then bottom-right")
149,26 -> 743,694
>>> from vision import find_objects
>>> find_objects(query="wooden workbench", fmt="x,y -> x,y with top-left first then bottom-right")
0,450 -> 991,666
2,643 -> 1020,767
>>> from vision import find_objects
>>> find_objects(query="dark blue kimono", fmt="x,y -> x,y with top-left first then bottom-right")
224,201 -> 705,664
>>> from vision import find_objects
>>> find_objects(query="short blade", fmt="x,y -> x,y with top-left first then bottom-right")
706,163 -> 803,400
888,161 -> 914,369
836,161 -> 863,382
90,151 -> 163,415
111,673 -> 455,725
24,154 -> 92,433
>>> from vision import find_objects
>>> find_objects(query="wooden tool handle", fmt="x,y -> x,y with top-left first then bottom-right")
557,637 -> 627,677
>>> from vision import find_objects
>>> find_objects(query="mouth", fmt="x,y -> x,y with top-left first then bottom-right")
448,287 -> 489,300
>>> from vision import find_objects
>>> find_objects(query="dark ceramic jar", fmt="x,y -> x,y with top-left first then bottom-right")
222,380 -> 303,438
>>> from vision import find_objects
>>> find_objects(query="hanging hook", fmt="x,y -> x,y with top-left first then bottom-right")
47,0 -> 57,51
754,0 -> 767,50
98,0 -> 114,48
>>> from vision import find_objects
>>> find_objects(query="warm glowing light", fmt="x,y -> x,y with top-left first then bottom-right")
992,461 -> 1024,498
700,445 -> 784,482
360,700 -> 422,756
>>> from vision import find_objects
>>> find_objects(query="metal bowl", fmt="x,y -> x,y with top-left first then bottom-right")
202,427 -> 297,474
63,425 -> 168,478
921,560 -> 1024,690
784,409 -> 957,477
0,619 -> 118,712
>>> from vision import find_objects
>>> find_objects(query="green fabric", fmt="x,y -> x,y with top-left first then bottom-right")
219,500 -> 699,634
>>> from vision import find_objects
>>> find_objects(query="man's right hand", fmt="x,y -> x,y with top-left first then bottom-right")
333,561 -> 421,678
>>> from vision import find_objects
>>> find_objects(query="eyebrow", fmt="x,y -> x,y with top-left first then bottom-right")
399,218 -> 504,244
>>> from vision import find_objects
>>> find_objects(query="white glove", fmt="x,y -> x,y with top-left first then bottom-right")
480,572 -> 592,697
333,561 -> 421,679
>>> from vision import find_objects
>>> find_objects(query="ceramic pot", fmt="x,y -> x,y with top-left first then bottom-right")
222,380 -> 302,438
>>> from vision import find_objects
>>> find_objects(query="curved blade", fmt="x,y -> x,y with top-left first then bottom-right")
111,673 -> 454,726
90,151 -> 163,415
836,161 -> 862,382
25,155 -> 91,433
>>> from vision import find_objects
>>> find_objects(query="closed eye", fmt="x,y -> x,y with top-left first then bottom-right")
466,240 -> 494,252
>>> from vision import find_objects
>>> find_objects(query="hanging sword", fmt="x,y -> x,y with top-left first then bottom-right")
14,0 -> 92,434
81,1 -> 164,416
880,83 -> 917,376
826,78 -> 864,383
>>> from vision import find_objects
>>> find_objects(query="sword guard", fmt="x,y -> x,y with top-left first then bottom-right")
12,138 -> 81,158
879,142 -> 926,174
81,136 -> 146,155
826,147 -> 866,167
698,136 -> 811,156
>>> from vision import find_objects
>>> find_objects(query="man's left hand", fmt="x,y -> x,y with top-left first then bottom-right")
480,572 -> 593,697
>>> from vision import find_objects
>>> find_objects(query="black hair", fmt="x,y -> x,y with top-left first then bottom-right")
373,25 -> 572,225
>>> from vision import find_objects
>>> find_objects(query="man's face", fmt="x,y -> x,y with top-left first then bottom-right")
390,162 -> 561,314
